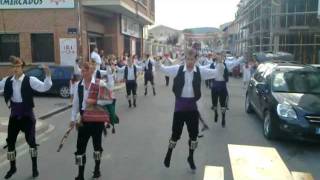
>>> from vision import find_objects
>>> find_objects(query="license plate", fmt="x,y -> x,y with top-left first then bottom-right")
316,128 -> 320,135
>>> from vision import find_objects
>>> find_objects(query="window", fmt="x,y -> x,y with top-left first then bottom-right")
0,34 -> 20,63
25,68 -> 44,79
31,34 -> 54,63
137,0 -> 147,6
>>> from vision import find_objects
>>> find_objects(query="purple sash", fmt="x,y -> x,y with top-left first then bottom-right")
10,102 -> 35,120
174,97 -> 198,112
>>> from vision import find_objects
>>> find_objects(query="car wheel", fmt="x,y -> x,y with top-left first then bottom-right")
59,86 -> 70,98
245,94 -> 253,113
263,111 -> 278,140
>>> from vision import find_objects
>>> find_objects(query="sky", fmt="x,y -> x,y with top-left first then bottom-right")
153,0 -> 240,30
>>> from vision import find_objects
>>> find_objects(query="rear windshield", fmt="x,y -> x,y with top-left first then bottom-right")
272,71 -> 320,94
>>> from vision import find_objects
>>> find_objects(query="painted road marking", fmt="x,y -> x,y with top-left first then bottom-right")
292,171 -> 314,180
228,144 -> 293,180
203,166 -> 224,180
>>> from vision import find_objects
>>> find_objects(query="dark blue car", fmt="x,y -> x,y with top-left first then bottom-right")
245,61 -> 320,142
24,65 -> 74,98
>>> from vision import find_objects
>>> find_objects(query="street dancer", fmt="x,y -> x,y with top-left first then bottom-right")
0,56 -> 52,179
116,55 -> 144,108
70,61 -> 109,180
157,49 -> 219,171
211,53 -> 229,127
143,54 -> 156,96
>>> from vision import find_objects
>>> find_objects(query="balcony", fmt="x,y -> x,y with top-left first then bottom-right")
82,0 -> 154,25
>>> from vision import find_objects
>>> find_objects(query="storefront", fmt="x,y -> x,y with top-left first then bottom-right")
0,0 -> 154,77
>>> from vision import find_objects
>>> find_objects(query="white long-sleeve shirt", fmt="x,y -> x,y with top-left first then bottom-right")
162,58 -> 174,66
90,51 -> 102,70
159,64 -> 217,98
0,74 -> 52,103
116,64 -> 144,80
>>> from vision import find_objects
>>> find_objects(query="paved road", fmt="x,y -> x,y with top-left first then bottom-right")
0,76 -> 319,180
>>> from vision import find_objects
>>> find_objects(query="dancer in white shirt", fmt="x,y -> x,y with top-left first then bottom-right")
157,49 -> 219,171
0,56 -> 52,179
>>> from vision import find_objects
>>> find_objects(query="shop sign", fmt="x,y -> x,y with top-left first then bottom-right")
0,0 -> 74,9
59,38 -> 77,66
121,15 -> 141,38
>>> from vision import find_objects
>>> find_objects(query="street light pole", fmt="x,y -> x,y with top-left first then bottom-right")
76,0 -> 82,58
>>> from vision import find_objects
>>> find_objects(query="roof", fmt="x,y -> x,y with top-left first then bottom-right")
183,27 -> 221,34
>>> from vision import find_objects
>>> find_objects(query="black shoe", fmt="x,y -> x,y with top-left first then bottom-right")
92,170 -> 101,179
214,114 -> 218,123
75,176 -> 84,180
164,150 -> 172,168
187,156 -> 196,170
128,100 -> 132,108
4,167 -> 16,179
32,169 -> 39,178
222,115 -> 226,128
133,102 -> 136,107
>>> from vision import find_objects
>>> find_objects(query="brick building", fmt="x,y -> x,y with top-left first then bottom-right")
0,0 -> 155,76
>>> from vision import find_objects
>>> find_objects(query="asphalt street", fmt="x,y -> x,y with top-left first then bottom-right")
0,75 -> 319,180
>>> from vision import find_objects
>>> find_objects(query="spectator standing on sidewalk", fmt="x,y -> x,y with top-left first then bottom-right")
242,62 -> 251,90
90,47 -> 102,71
0,56 -> 52,179
157,49 -> 218,171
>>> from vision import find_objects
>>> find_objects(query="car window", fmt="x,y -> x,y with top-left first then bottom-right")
272,73 -> 288,92
262,64 -> 276,79
51,67 -> 64,79
25,68 -> 44,78
272,71 -> 320,94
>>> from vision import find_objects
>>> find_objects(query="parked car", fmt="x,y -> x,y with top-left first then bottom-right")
24,65 -> 74,98
245,61 -> 320,142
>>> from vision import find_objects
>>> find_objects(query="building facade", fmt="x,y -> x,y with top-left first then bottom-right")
233,0 -> 320,63
0,0 -> 155,76
145,25 -> 182,57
